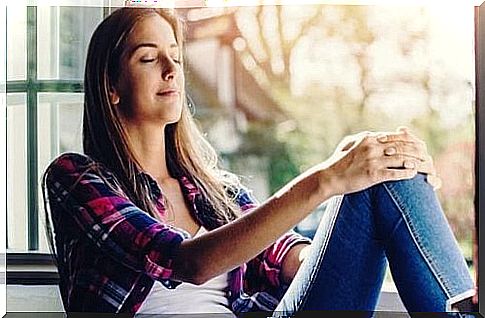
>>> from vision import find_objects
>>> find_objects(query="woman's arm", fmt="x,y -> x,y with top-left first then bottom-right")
171,129 -> 432,285
172,167 -> 330,285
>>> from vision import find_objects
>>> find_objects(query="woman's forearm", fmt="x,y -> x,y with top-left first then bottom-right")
171,168 -> 334,285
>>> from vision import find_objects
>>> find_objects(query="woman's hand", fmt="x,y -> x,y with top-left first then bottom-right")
377,127 -> 441,190
320,127 -> 439,196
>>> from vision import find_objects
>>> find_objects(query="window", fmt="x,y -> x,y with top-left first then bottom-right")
6,5 -> 104,254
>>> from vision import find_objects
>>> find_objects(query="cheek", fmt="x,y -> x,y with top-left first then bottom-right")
175,65 -> 184,83
122,77 -> 154,103
116,72 -> 136,101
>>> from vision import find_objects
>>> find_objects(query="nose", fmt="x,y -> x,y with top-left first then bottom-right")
162,57 -> 177,81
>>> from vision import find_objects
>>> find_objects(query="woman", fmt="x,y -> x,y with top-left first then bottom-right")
42,7 -> 475,317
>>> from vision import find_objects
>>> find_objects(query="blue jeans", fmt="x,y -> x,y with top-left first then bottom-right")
273,174 -> 475,316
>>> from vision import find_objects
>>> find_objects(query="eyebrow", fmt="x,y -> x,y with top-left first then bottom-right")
130,42 -> 179,56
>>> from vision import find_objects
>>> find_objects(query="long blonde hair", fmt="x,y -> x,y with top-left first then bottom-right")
86,7 -> 243,228
43,8 -> 243,257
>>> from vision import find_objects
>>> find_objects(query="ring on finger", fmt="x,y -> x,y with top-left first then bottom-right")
384,147 -> 396,155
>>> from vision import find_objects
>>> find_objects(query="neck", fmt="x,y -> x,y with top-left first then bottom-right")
123,120 -> 172,183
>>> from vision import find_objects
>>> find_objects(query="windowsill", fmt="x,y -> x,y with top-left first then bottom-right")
6,252 -> 59,285
6,251 -> 56,266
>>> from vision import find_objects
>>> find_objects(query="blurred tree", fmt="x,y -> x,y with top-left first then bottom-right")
230,4 -> 474,253
235,5 -> 323,93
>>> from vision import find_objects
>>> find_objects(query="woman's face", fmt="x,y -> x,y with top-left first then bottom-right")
111,14 -> 184,126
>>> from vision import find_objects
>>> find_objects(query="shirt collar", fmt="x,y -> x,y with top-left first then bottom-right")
140,171 -> 201,200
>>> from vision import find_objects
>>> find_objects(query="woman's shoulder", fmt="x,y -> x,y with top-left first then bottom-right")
46,152 -> 96,172
52,151 -> 94,163
44,151 -> 112,180
43,152 -> 127,198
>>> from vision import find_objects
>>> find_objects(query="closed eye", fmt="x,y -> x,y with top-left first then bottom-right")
140,57 -> 180,65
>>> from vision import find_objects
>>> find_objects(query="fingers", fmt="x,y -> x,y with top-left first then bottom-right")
375,128 -> 428,163
387,128 -> 439,187
376,155 -> 419,182
357,157 -> 417,185
338,131 -> 372,152
382,141 -> 427,161
395,125 -> 411,136
376,138 -> 436,174
359,135 -> 427,163
378,155 -> 419,169
378,166 -> 418,182
372,146 -> 435,172
375,150 -> 441,189
377,128 -> 436,176
415,155 -> 436,175
377,128 -> 427,152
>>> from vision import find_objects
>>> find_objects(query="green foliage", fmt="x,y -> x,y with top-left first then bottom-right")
267,142 -> 300,194
225,122 -> 300,194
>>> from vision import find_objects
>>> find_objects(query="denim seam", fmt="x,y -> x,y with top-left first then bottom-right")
382,217 -> 404,251
297,195 -> 344,311
382,183 -> 452,300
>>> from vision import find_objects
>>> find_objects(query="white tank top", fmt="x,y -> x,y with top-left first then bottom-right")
136,227 -> 236,317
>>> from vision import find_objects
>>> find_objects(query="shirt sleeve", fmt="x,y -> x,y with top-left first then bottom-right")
44,152 -> 190,287
235,187 -> 312,293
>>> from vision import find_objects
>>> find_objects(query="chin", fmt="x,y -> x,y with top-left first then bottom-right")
166,118 -> 181,125
164,113 -> 182,125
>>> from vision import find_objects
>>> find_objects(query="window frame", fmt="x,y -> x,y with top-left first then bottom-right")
6,5 -> 108,276
475,2 -> 484,314
7,6 -> 85,253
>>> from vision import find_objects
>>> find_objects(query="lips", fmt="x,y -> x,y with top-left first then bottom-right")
157,88 -> 179,96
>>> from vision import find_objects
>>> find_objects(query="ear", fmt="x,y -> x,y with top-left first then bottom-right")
108,85 -> 120,106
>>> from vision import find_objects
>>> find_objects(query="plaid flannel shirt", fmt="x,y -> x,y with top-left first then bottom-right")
44,152 -> 311,315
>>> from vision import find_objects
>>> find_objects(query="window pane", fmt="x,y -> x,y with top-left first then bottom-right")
7,94 -> 27,251
7,6 -> 26,80
38,6 -> 103,80
38,93 -> 84,252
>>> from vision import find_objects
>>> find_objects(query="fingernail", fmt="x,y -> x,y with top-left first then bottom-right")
404,160 -> 415,169
377,135 -> 387,142
384,147 -> 396,155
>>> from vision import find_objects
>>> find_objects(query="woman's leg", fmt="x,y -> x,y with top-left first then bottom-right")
273,173 -> 474,316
